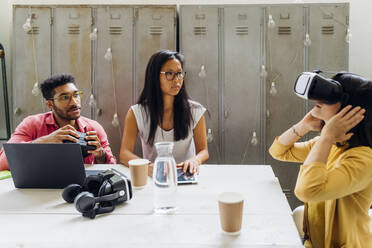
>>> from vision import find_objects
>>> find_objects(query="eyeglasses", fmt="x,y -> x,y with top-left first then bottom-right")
49,91 -> 83,103
160,71 -> 186,81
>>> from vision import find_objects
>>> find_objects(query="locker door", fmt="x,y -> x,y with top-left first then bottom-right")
0,44 -> 10,139
13,7 -> 51,126
179,6 -> 220,164
309,4 -> 349,71
304,4 -> 349,149
53,7 -> 92,119
134,6 -> 176,100
265,6 -> 306,209
95,6 -> 133,159
133,6 -> 176,157
223,6 -> 263,164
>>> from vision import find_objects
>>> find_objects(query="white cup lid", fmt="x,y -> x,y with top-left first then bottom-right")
218,192 -> 244,204
128,159 -> 150,166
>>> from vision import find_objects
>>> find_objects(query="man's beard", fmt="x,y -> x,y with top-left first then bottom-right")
52,103 -> 80,121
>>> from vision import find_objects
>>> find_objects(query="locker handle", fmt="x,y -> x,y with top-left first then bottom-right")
224,110 -> 229,119
14,107 -> 21,115
96,108 -> 102,116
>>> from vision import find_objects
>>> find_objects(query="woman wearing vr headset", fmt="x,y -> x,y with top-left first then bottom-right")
119,50 -> 209,176
269,72 -> 372,247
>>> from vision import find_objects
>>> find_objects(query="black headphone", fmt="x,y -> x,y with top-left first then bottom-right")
62,169 -> 131,219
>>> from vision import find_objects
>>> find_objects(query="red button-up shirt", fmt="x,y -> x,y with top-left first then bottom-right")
0,112 -> 116,171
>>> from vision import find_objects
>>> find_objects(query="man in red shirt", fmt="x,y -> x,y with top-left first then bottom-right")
0,74 -> 116,171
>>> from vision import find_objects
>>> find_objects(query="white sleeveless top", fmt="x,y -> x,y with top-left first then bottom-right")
131,100 -> 206,164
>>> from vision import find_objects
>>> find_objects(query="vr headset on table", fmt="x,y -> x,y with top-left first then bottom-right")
62,169 -> 132,219
294,71 -> 348,104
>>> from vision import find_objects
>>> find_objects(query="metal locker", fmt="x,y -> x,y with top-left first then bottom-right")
132,6 -> 176,157
265,5 -> 306,209
179,6 -> 220,164
13,6 -> 51,126
223,6 -> 264,164
53,7 -> 92,119
134,6 -> 176,100
308,4 -> 349,71
94,6 -> 134,159
0,62 -> 6,138
0,43 -> 10,140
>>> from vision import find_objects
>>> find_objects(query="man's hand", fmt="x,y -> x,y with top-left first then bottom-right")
33,125 -> 79,144
85,131 -> 106,162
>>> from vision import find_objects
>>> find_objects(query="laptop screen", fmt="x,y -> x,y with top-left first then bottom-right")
4,143 -> 86,188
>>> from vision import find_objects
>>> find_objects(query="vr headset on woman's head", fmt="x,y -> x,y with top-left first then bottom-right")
294,71 -> 346,104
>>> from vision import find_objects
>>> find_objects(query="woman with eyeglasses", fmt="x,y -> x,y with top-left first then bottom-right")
119,50 -> 209,176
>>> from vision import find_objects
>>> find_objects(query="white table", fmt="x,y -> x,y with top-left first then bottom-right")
0,164 -> 303,248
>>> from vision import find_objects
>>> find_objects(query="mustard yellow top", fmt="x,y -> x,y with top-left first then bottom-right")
269,137 -> 372,248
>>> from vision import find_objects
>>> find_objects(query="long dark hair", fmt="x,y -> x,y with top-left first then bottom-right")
137,50 -> 193,146
332,72 -> 372,150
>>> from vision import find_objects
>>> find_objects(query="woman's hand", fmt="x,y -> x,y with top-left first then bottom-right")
178,157 -> 201,175
299,108 -> 323,132
321,105 -> 365,144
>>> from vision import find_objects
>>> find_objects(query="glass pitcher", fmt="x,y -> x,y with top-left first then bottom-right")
153,141 -> 177,214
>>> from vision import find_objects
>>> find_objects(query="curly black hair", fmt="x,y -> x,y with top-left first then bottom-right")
40,74 -> 76,100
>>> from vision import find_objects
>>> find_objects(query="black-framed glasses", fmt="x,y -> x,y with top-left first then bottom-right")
49,91 -> 83,103
160,71 -> 186,81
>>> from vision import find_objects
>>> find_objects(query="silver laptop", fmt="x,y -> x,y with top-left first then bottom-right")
3,143 -> 99,188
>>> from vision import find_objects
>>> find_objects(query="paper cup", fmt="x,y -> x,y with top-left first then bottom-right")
128,159 -> 150,189
218,192 -> 244,235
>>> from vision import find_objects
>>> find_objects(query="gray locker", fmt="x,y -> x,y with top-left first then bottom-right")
264,5 -> 306,209
0,62 -> 6,138
308,4 -> 349,72
179,6 -> 220,164
13,6 -> 51,126
53,7 -> 92,119
223,6 -> 264,164
134,6 -> 176,100
133,6 -> 176,157
0,44 -> 10,140
94,6 -> 134,159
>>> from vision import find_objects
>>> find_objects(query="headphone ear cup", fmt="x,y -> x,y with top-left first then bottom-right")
62,184 -> 83,203
74,192 -> 96,214
84,175 -> 104,196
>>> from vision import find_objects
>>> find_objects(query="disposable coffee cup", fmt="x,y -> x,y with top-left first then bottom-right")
218,192 -> 244,235
129,159 -> 150,189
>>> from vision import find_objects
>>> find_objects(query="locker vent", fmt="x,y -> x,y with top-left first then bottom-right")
68,25 -> 80,35
321,26 -> 334,35
148,26 -> 164,35
109,26 -> 123,35
194,26 -> 207,35
278,26 -> 291,35
235,26 -> 248,35
27,26 -> 39,35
